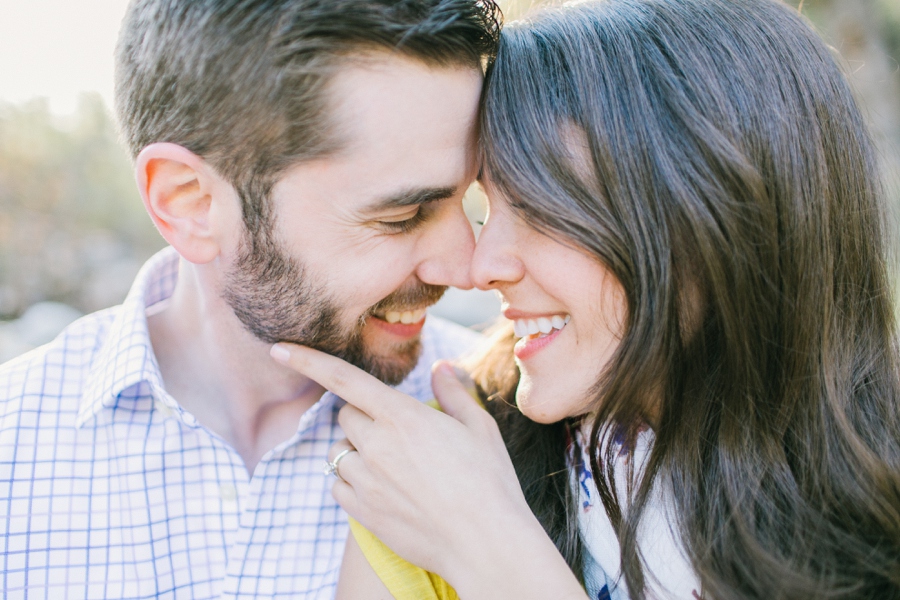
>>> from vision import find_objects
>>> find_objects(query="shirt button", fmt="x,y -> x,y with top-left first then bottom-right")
219,484 -> 238,502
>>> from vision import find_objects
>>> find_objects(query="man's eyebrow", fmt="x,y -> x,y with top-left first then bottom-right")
364,186 -> 457,212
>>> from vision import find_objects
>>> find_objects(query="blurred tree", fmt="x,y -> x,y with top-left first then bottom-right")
0,93 -> 165,318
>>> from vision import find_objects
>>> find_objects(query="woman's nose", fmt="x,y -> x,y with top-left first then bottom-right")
469,212 -> 526,291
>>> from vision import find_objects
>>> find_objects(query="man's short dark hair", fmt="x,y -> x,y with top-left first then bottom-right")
115,0 -> 501,234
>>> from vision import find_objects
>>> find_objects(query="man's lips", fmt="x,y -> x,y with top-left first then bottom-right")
368,312 -> 427,338
373,307 -> 429,324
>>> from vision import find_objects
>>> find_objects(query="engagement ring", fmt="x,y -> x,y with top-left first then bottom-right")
323,448 -> 355,483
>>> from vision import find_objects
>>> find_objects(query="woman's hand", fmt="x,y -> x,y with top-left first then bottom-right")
271,343 -> 528,572
270,343 -> 587,600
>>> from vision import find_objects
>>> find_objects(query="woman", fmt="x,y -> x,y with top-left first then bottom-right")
271,0 -> 900,597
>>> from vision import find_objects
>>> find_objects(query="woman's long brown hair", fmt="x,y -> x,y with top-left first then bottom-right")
473,0 -> 900,597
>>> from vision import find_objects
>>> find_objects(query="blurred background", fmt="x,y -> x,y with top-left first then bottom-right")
0,0 -> 898,363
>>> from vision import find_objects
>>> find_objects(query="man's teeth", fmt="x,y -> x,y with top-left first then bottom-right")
382,308 -> 428,324
513,315 -> 570,339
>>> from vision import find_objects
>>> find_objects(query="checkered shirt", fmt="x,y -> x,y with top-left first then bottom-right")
0,246 -> 481,599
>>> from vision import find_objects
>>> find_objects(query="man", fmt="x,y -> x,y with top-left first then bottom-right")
0,0 -> 500,597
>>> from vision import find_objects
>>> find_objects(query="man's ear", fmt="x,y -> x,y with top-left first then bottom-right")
135,143 -> 229,264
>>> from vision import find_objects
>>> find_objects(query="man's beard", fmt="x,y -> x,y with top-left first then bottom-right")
222,228 -> 446,385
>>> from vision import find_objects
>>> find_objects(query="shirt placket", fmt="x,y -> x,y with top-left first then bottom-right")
219,395 -> 342,599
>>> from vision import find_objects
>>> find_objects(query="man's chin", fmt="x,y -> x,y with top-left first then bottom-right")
345,317 -> 422,385
357,339 -> 422,386
272,321 -> 422,386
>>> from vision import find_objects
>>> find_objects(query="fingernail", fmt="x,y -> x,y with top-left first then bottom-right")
270,344 -> 291,363
434,360 -> 455,377
435,362 -> 476,391
451,365 -> 476,390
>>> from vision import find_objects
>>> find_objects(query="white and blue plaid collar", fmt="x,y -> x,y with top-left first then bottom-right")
76,247 -> 178,427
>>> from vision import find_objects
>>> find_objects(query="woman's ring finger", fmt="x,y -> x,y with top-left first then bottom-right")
323,448 -> 356,483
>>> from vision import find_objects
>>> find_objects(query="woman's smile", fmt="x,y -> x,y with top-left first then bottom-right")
507,311 -> 571,360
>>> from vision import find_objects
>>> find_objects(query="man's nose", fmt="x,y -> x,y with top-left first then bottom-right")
415,202 -> 475,290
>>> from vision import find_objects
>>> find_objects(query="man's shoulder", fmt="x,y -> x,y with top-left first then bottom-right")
0,307 -> 118,411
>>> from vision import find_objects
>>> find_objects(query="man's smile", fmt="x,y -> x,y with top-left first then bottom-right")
372,307 -> 428,324
368,306 -> 430,338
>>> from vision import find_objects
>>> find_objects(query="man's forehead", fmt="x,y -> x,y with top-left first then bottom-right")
323,51 -> 483,151
268,51 -> 481,216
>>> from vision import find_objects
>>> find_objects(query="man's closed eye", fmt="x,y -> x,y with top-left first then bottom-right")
376,206 -> 431,234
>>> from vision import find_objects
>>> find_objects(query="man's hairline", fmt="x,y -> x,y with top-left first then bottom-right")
124,45 -> 485,165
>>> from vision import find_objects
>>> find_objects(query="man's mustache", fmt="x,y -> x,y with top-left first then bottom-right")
368,282 -> 447,316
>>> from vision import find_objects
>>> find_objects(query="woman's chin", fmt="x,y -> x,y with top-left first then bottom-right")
515,388 -> 566,424
515,377 -> 594,424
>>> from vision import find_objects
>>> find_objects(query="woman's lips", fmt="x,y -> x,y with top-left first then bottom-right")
514,325 -> 563,360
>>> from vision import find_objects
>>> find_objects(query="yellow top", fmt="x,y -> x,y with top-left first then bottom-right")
348,517 -> 459,600
347,397 -> 465,600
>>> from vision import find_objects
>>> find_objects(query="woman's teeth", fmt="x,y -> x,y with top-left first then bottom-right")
513,315 -> 570,339
381,308 -> 428,324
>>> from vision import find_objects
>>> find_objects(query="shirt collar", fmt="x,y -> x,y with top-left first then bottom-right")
77,247 -> 179,427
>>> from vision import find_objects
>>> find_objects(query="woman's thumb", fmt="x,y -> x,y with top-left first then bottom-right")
430,361 -> 484,424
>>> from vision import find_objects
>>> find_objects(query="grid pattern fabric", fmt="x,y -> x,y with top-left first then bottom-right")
0,246 -> 481,599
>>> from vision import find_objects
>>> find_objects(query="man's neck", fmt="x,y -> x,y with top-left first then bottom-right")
147,259 -> 327,475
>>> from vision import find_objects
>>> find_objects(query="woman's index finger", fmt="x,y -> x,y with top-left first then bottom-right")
270,343 -> 392,418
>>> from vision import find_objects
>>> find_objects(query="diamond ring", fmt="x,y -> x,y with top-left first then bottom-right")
323,448 -> 355,483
